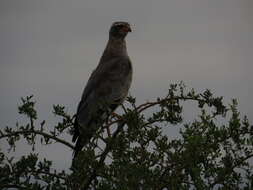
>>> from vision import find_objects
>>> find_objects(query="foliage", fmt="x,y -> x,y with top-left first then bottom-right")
0,83 -> 253,190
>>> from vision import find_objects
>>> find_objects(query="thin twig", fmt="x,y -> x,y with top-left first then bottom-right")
211,153 -> 253,187
0,184 -> 27,190
0,130 -> 74,150
81,121 -> 126,190
136,96 -> 208,113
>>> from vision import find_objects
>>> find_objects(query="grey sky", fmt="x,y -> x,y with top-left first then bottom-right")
1,0 -> 252,169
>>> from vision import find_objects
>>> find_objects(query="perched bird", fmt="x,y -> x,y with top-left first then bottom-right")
72,21 -> 132,158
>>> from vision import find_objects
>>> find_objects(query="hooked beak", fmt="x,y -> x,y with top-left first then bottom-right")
122,25 -> 132,33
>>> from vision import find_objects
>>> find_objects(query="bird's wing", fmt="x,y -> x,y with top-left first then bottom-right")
74,56 -> 132,132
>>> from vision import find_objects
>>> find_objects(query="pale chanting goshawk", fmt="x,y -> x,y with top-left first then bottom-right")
72,22 -> 132,158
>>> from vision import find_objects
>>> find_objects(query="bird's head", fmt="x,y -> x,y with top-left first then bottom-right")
109,21 -> 132,39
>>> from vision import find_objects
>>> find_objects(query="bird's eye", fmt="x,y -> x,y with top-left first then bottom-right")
116,25 -> 124,28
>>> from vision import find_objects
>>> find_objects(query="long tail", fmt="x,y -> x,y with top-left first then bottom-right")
72,118 -> 93,158
72,107 -> 113,158
73,136 -> 88,158
72,118 -> 85,158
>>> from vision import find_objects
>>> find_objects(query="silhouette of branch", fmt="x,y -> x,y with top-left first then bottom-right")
81,121 -> 126,190
0,129 -> 74,150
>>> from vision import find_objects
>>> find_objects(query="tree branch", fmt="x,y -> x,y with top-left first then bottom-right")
211,153 -> 253,188
136,96 -> 203,113
81,121 -> 126,190
0,184 -> 27,190
30,169 -> 67,181
0,129 -> 74,150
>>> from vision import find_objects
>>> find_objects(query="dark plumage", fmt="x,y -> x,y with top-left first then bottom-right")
72,22 -> 132,158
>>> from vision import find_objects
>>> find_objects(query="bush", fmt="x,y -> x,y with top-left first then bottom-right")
1,83 -> 252,190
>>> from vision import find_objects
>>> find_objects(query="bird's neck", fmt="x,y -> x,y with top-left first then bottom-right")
101,37 -> 128,61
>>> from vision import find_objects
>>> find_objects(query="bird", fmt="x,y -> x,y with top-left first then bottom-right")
72,21 -> 132,158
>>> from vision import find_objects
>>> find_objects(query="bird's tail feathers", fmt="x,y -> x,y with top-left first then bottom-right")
72,118 -> 79,143
72,116 -> 103,158
73,136 -> 89,158
72,121 -> 95,158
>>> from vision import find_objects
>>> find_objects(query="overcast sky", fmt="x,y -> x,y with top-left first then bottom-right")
1,0 -> 252,169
